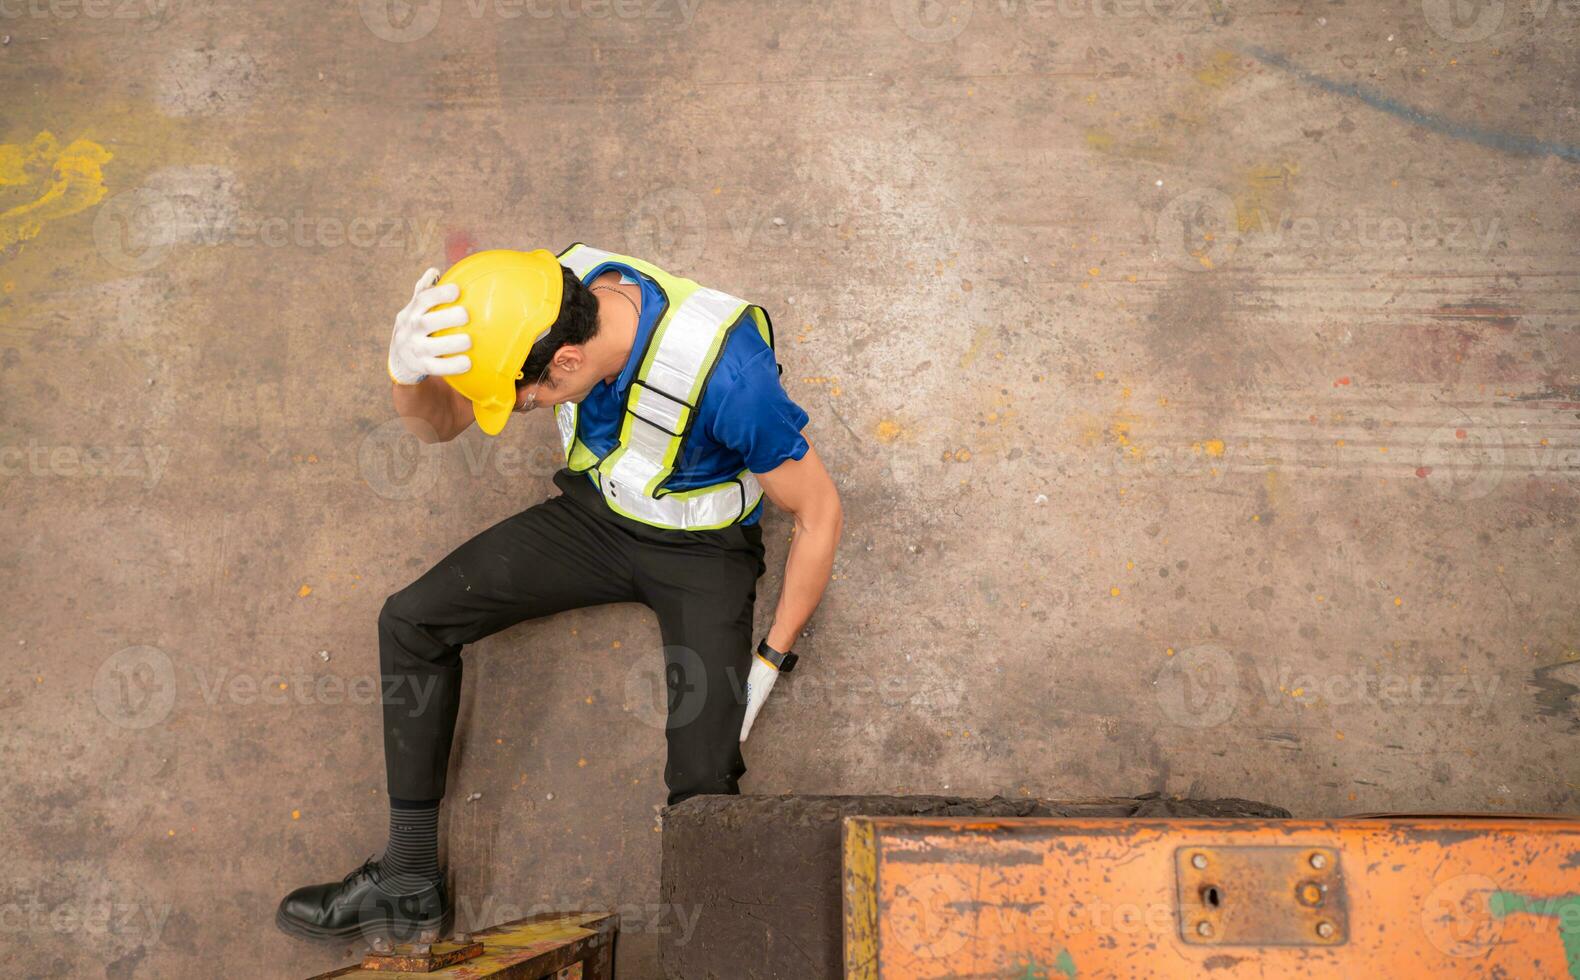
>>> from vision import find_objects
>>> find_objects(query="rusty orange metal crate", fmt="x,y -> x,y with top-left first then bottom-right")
843,816 -> 1580,978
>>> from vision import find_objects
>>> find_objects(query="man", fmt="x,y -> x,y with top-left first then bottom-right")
276,245 -> 842,941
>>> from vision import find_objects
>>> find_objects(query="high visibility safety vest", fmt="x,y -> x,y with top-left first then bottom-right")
553,244 -> 777,531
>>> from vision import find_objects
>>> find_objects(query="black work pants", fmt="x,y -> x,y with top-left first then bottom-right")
379,470 -> 765,805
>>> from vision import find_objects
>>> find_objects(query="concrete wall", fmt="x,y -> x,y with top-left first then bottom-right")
2,0 -> 1576,975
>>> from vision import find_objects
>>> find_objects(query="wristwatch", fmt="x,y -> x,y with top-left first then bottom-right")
756,638 -> 799,673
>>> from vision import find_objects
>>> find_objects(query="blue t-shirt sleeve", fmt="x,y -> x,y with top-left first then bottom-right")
709,344 -> 810,474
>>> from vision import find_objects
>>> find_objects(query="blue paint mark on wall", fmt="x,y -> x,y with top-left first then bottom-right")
1241,45 -> 1580,164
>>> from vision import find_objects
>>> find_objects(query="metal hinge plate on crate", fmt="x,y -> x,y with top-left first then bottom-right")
1176,845 -> 1348,946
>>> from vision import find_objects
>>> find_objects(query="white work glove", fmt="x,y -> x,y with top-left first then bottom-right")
387,268 -> 471,385
739,653 -> 780,742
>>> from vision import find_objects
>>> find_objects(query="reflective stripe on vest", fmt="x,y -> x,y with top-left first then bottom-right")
552,244 -> 774,531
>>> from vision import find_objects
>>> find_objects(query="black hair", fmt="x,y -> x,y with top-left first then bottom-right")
519,264 -> 600,386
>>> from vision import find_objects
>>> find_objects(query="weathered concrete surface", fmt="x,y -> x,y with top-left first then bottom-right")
1,1 -> 1577,977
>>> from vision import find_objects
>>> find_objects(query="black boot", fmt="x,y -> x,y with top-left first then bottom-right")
276,857 -> 450,943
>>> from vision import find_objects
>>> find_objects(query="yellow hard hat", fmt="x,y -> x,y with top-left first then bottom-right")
431,248 -> 563,436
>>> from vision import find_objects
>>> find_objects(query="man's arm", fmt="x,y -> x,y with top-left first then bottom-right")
392,377 -> 475,444
757,439 -> 843,651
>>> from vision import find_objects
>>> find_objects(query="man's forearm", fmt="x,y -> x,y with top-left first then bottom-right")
391,377 -> 470,443
765,510 -> 841,652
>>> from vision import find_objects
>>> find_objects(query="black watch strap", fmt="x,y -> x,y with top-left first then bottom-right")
756,638 -> 798,673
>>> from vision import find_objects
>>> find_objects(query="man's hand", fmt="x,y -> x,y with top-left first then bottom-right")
388,268 -> 472,385
739,653 -> 780,742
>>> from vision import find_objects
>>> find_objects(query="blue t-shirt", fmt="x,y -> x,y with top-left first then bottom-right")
570,262 -> 809,524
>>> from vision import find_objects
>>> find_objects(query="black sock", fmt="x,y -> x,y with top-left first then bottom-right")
382,798 -> 440,888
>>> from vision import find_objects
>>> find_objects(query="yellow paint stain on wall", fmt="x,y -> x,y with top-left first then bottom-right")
1234,162 -> 1299,234
1194,51 -> 1244,88
959,323 -> 992,368
0,131 -> 113,250
1085,129 -> 1115,153
1074,413 -> 1104,448
1072,408 -> 1150,460
1083,127 -> 1178,164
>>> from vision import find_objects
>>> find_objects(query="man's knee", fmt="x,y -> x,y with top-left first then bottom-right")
379,587 -> 421,635
379,585 -> 449,663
